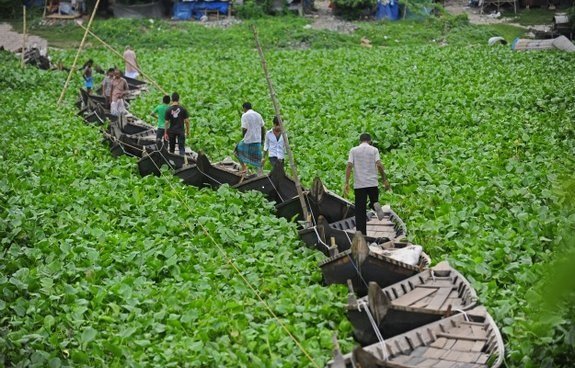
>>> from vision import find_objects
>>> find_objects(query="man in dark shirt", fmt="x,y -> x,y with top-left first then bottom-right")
164,92 -> 190,155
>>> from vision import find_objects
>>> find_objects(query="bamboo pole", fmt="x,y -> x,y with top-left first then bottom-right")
57,0 -> 101,105
403,0 -> 408,20
21,5 -> 26,68
75,22 -> 167,95
251,25 -> 310,226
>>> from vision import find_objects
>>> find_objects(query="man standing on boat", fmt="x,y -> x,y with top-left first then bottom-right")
262,116 -> 285,167
235,102 -> 265,175
164,92 -> 190,156
343,133 -> 390,236
123,46 -> 140,79
110,69 -> 129,116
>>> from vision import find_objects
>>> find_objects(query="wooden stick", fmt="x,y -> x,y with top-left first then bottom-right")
57,0 -> 102,105
43,0 -> 47,18
75,22 -> 167,95
251,25 -> 310,226
21,5 -> 26,68
403,0 -> 408,20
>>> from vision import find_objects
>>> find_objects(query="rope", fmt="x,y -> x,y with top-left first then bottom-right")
87,102 -> 320,368
343,230 -> 370,290
452,309 -> 470,322
312,225 -> 331,253
264,175 -> 284,202
357,300 -> 388,361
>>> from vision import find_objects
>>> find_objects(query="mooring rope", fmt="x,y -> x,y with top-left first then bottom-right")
357,299 -> 388,361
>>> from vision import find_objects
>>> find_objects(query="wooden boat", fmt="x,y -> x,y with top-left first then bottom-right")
233,162 -> 298,204
275,177 -> 354,223
300,206 -> 407,255
123,75 -> 147,90
319,232 -> 430,296
347,261 -> 479,346
326,306 -> 504,368
79,89 -> 109,112
173,152 -> 250,188
138,143 -> 198,176
120,117 -> 154,135
111,129 -> 157,157
82,108 -> 106,125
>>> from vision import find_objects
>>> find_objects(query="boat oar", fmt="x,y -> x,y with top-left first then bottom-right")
57,0 -> 102,105
331,333 -> 345,368
74,22 -> 168,95
251,25 -> 310,227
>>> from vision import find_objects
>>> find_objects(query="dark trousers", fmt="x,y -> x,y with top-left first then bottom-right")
269,157 -> 283,166
168,131 -> 185,155
156,128 -> 165,142
354,186 -> 379,236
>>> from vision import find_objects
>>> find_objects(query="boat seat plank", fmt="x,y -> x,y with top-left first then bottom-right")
417,280 -> 456,288
366,222 -> 394,228
426,287 -> 453,310
436,332 -> 488,341
394,287 -> 436,307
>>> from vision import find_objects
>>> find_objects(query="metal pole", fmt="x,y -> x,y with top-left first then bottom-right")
57,0 -> 102,105
251,25 -> 310,226
21,5 -> 26,68
75,22 -> 168,95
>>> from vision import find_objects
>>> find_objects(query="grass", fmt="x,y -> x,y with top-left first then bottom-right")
5,18 -> 85,49
501,7 -> 566,26
2,10 -> 527,52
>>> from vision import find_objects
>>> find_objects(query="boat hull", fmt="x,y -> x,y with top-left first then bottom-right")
319,250 -> 429,296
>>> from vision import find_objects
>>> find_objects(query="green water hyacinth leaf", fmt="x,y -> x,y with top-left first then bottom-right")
1,19 -> 575,367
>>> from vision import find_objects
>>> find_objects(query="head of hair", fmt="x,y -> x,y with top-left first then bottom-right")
87,59 -> 93,66
273,116 -> 280,126
125,46 -> 131,50
162,95 -> 171,104
242,102 -> 252,111
171,92 -> 180,102
359,133 -> 372,143
107,68 -> 115,74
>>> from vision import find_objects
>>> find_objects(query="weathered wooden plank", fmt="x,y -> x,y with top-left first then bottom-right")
441,350 -> 463,361
430,337 -> 448,349
422,347 -> 445,359
394,287 -> 436,307
426,287 -> 453,310
443,339 -> 457,349
432,361 -> 456,368
436,332 -> 488,341
452,339 -> 476,352
417,280 -> 456,288
470,340 -> 485,352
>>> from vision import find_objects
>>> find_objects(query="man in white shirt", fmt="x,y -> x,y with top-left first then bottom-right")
123,46 -> 139,79
344,133 -> 390,236
262,116 -> 285,167
234,102 -> 265,174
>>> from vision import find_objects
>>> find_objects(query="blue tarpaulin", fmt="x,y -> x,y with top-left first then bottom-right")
375,0 -> 399,21
173,1 -> 229,20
